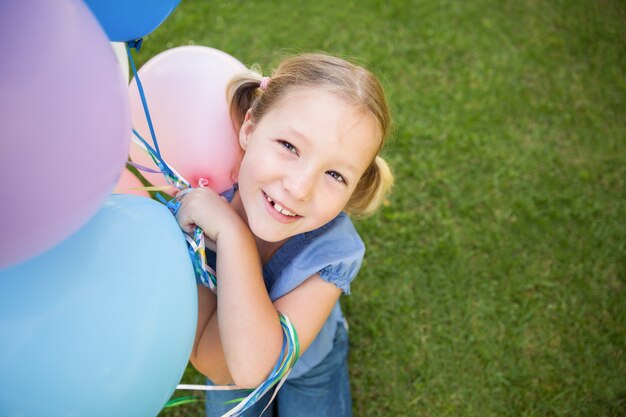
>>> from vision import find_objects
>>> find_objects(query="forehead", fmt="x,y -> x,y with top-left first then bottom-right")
261,88 -> 381,152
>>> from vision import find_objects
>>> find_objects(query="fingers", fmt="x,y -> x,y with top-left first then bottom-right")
176,187 -> 193,200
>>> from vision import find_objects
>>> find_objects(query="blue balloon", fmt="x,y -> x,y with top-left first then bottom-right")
0,195 -> 197,417
84,0 -> 181,42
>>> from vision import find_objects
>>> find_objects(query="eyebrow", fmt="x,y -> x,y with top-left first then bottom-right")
286,126 -> 361,175
286,126 -> 309,141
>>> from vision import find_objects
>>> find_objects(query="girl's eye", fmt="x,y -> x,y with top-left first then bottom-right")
326,170 -> 346,184
279,140 -> 298,155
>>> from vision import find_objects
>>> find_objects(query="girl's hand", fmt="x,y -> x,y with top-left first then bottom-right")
174,187 -> 241,247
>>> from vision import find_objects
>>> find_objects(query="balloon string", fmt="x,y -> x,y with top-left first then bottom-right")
131,128 -> 183,186
219,313 -> 300,417
172,313 -> 300,417
126,40 -> 161,158
126,160 -> 162,175
163,396 -> 202,408
126,44 -> 217,290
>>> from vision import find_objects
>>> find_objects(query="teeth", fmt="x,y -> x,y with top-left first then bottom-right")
274,202 -> 297,217
265,194 -> 297,217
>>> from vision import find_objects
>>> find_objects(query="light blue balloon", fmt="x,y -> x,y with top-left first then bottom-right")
0,194 -> 197,417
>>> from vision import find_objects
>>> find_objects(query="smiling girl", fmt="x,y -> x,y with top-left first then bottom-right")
175,53 -> 393,416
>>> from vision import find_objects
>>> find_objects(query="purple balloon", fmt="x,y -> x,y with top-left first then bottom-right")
0,0 -> 131,269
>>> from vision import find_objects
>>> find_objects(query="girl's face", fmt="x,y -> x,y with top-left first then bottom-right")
236,88 -> 380,243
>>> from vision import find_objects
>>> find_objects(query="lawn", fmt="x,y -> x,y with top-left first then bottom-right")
132,1 -> 626,416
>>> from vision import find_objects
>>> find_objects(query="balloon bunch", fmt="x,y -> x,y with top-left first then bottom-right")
0,1 -> 196,417
1,1 -> 300,416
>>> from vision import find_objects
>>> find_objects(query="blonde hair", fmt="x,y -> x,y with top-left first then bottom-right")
227,53 -> 393,217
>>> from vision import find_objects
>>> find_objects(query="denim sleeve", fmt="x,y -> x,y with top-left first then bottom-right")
266,212 -> 365,300
318,248 -> 364,295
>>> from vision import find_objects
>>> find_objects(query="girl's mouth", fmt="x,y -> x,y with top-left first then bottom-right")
263,192 -> 300,218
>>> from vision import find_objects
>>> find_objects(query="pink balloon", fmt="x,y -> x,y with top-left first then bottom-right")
0,0 -> 131,269
113,168 -> 151,197
128,46 -> 246,194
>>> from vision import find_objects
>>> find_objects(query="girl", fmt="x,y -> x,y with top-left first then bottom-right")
175,53 -> 393,416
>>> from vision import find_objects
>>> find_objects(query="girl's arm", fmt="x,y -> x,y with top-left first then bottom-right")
177,188 -> 342,388
193,275 -> 341,387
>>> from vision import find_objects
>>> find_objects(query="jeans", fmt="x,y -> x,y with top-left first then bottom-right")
204,321 -> 352,417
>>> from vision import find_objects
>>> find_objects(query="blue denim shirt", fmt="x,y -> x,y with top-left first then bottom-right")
203,186 -> 364,378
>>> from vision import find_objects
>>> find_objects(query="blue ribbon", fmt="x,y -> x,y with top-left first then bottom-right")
126,40 -> 161,158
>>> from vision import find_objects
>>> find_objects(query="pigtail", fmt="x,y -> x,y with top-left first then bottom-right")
226,66 -> 265,131
346,155 -> 394,217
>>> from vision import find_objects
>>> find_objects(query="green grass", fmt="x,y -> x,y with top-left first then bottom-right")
138,1 -> 626,415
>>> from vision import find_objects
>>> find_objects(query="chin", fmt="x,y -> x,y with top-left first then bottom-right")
249,223 -> 290,244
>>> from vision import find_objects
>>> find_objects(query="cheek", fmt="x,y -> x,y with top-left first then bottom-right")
328,178 -> 358,207
238,153 -> 262,183
236,153 -> 272,209
314,188 -> 352,219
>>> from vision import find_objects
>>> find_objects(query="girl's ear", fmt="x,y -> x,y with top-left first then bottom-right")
238,110 -> 254,151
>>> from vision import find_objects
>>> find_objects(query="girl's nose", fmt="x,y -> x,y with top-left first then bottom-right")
284,168 -> 317,201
